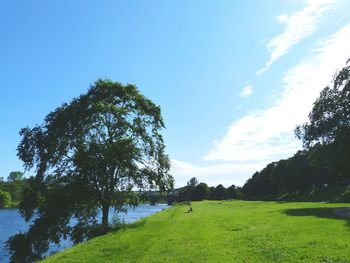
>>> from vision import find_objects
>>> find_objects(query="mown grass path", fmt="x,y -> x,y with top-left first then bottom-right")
44,201 -> 350,262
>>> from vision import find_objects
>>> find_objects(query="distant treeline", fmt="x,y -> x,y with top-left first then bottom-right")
242,143 -> 350,200
0,171 -> 27,208
242,60 -> 350,200
140,177 -> 243,205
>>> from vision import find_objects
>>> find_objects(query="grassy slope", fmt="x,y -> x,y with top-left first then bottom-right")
277,185 -> 350,202
45,201 -> 350,263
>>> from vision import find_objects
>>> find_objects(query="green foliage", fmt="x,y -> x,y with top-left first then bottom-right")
277,185 -> 350,202
212,184 -> 226,200
226,184 -> 243,199
44,201 -> 350,262
0,189 -> 11,208
172,178 -> 243,202
296,59 -> 350,183
296,60 -> 350,146
7,171 -> 24,182
0,172 -> 27,207
192,182 -> 210,201
243,60 -> 350,200
242,150 -> 325,200
110,216 -> 126,231
9,79 -> 173,261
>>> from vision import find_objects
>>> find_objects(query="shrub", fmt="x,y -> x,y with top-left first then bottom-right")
0,190 -> 12,208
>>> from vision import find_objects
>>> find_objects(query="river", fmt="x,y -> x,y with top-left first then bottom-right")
0,204 -> 169,262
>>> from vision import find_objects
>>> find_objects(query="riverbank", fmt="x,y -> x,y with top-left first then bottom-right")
44,200 -> 350,262
0,204 -> 168,262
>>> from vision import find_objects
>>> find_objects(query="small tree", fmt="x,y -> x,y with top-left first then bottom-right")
9,79 -> 173,261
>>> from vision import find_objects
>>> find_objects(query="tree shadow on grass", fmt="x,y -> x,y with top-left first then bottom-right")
283,207 -> 350,229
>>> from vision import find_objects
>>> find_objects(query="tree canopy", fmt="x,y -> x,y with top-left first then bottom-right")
8,79 -> 173,261
296,59 -> 350,184
243,60 -> 350,199
295,60 -> 350,147
0,171 -> 27,206
7,171 -> 24,182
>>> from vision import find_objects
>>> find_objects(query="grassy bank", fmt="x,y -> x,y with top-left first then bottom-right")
44,201 -> 350,263
276,185 -> 350,202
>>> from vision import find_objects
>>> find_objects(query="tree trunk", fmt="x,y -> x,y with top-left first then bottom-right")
102,203 -> 109,229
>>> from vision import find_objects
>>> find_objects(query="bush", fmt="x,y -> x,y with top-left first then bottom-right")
111,215 -> 126,231
0,190 -> 12,208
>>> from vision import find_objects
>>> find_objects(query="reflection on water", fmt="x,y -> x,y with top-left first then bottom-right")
0,204 -> 169,262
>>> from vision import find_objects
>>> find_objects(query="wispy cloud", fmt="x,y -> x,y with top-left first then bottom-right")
257,0 -> 337,75
205,22 -> 350,163
171,159 -> 263,187
240,85 -> 253,97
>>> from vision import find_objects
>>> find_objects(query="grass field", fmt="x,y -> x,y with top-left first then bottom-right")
44,201 -> 350,263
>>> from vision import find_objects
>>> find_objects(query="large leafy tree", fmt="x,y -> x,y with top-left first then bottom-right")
295,60 -> 350,146
295,60 -> 350,183
8,79 -> 173,261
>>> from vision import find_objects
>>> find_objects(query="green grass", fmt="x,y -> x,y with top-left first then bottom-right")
44,201 -> 350,263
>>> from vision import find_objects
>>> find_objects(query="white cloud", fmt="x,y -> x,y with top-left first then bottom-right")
170,21 -> 350,188
205,22 -> 350,163
257,0 -> 337,75
171,159 -> 263,187
240,85 -> 253,97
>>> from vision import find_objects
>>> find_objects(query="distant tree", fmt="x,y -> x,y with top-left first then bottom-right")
213,184 -> 226,200
0,173 -> 27,203
283,151 -> 312,192
166,192 -> 177,205
9,79 -> 173,261
227,184 -> 243,199
0,190 -> 11,208
187,177 -> 198,188
175,186 -> 189,202
307,144 -> 336,187
192,182 -> 209,201
235,187 -> 244,199
7,171 -> 24,182
182,177 -> 198,201
226,185 -> 236,199
209,186 -> 215,199
147,191 -> 162,205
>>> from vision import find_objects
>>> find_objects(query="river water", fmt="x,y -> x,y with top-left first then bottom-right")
0,204 -> 169,262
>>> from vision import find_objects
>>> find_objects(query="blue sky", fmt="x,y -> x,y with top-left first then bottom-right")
1,0 -> 350,187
